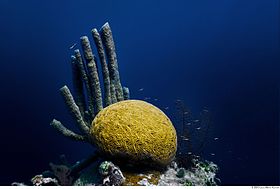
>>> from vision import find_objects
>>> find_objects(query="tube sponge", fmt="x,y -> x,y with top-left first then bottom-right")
90,100 -> 177,166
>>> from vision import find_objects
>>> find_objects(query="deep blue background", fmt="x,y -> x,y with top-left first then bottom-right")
0,0 -> 279,185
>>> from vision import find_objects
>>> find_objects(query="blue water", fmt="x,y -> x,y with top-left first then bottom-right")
0,0 -> 279,185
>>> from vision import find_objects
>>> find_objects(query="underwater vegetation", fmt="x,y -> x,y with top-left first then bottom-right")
12,22 -> 219,186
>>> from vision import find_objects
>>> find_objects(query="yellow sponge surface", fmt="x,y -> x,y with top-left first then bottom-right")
90,100 -> 177,166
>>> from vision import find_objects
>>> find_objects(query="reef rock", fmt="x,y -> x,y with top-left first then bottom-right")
90,100 -> 177,166
99,161 -> 125,186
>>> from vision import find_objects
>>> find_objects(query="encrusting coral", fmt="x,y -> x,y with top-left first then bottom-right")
50,22 -> 177,167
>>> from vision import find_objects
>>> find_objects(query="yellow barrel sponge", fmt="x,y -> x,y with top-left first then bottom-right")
90,100 -> 177,166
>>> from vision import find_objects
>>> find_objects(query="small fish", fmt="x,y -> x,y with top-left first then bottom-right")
214,137 -> 219,140
186,123 -> 191,125
182,138 -> 189,141
210,153 -> 215,156
196,127 -> 201,130
164,107 -> 169,110
138,88 -> 144,91
180,136 -> 189,140
69,43 -> 77,50
154,98 -> 158,101
144,97 -> 151,100
187,152 -> 192,155
193,119 -> 199,122
183,111 -> 188,114
203,109 -> 209,112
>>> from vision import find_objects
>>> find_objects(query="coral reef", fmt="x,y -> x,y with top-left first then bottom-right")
99,161 -> 125,186
123,171 -> 161,186
43,22 -> 220,186
158,158 -> 219,186
12,176 -> 59,186
13,155 -> 219,186
31,175 -> 58,186
50,22 -> 177,168
91,100 -> 177,166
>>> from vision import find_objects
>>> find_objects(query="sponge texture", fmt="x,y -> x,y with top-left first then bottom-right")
90,100 -> 177,166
